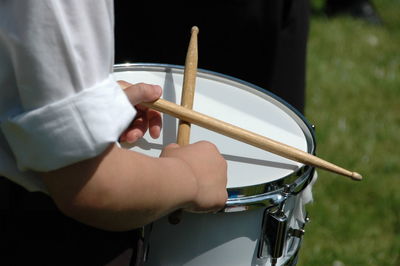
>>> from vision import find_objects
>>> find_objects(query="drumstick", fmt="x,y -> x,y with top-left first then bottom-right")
142,98 -> 363,181
169,26 -> 199,225
177,26 -> 199,145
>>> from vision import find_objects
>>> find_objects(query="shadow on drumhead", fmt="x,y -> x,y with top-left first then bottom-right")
161,69 -> 177,145
122,138 -> 298,171
223,154 -> 298,171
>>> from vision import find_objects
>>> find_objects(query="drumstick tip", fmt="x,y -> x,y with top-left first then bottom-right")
351,172 -> 363,181
191,26 -> 199,34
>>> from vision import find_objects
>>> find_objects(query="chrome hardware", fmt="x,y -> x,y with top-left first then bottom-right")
288,212 -> 310,239
141,224 -> 153,263
301,212 -> 310,229
225,191 -> 287,212
224,165 -> 314,213
288,228 -> 305,238
258,208 -> 288,265
258,204 -> 311,265
305,214 -> 310,224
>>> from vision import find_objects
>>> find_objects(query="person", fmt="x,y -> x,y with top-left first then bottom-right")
114,0 -> 310,114
324,0 -> 383,25
0,1 -> 228,265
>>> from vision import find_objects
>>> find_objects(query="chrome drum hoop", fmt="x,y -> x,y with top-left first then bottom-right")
225,166 -> 315,212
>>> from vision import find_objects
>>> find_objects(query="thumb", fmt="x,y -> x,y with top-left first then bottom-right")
123,83 -> 162,106
117,80 -> 131,90
159,143 -> 181,158
165,143 -> 180,149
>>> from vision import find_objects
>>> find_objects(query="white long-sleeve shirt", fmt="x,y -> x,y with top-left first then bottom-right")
0,0 -> 136,192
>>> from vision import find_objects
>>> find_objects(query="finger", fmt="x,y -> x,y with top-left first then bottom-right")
119,133 -> 127,143
124,128 -> 145,143
148,109 -> 162,139
159,143 -> 180,158
125,83 -> 162,106
135,104 -> 149,112
165,143 -> 180,149
120,126 -> 143,143
128,114 -> 149,141
117,80 -> 131,90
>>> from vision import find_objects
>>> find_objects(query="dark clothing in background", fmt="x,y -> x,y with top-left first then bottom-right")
0,177 -> 140,266
114,0 -> 310,113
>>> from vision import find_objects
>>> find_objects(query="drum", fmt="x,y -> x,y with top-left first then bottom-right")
113,63 -> 316,266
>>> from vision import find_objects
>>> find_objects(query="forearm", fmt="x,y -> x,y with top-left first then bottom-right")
41,144 -> 198,231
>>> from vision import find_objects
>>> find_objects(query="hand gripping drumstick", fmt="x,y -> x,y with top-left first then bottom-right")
169,26 -> 199,225
142,99 -> 363,181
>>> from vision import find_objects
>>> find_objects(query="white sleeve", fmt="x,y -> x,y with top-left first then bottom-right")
0,0 -> 136,171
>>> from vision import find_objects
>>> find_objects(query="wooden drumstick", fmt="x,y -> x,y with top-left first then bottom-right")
169,26 -> 199,225
177,26 -> 199,145
142,98 -> 363,181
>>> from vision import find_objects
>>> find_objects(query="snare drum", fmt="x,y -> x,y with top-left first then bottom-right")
113,64 -> 316,266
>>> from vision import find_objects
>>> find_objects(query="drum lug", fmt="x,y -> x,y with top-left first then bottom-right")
288,228 -> 305,238
288,212 -> 310,239
258,208 -> 288,265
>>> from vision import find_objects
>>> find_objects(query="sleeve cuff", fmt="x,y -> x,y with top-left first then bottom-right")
1,75 -> 136,172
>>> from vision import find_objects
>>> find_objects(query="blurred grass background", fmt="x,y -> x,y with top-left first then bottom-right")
298,0 -> 400,265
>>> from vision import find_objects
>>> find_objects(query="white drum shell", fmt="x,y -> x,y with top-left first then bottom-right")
145,193 -> 306,266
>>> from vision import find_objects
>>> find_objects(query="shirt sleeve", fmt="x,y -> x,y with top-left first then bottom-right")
0,0 -> 136,171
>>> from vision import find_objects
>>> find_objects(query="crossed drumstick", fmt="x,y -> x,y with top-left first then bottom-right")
144,26 -> 361,224
142,26 -> 362,182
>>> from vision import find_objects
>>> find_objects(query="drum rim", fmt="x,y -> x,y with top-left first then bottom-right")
114,63 -> 316,211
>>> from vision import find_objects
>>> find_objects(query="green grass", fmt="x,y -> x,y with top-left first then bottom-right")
298,1 -> 400,265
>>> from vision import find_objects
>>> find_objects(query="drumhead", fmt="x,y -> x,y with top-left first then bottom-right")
113,64 -> 315,191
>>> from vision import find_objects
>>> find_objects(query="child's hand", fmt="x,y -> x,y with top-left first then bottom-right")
160,141 -> 228,213
118,80 -> 162,143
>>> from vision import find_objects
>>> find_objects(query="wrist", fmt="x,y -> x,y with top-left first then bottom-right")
159,157 -> 199,210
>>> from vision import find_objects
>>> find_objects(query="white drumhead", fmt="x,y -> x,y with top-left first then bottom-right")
113,64 -> 310,189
